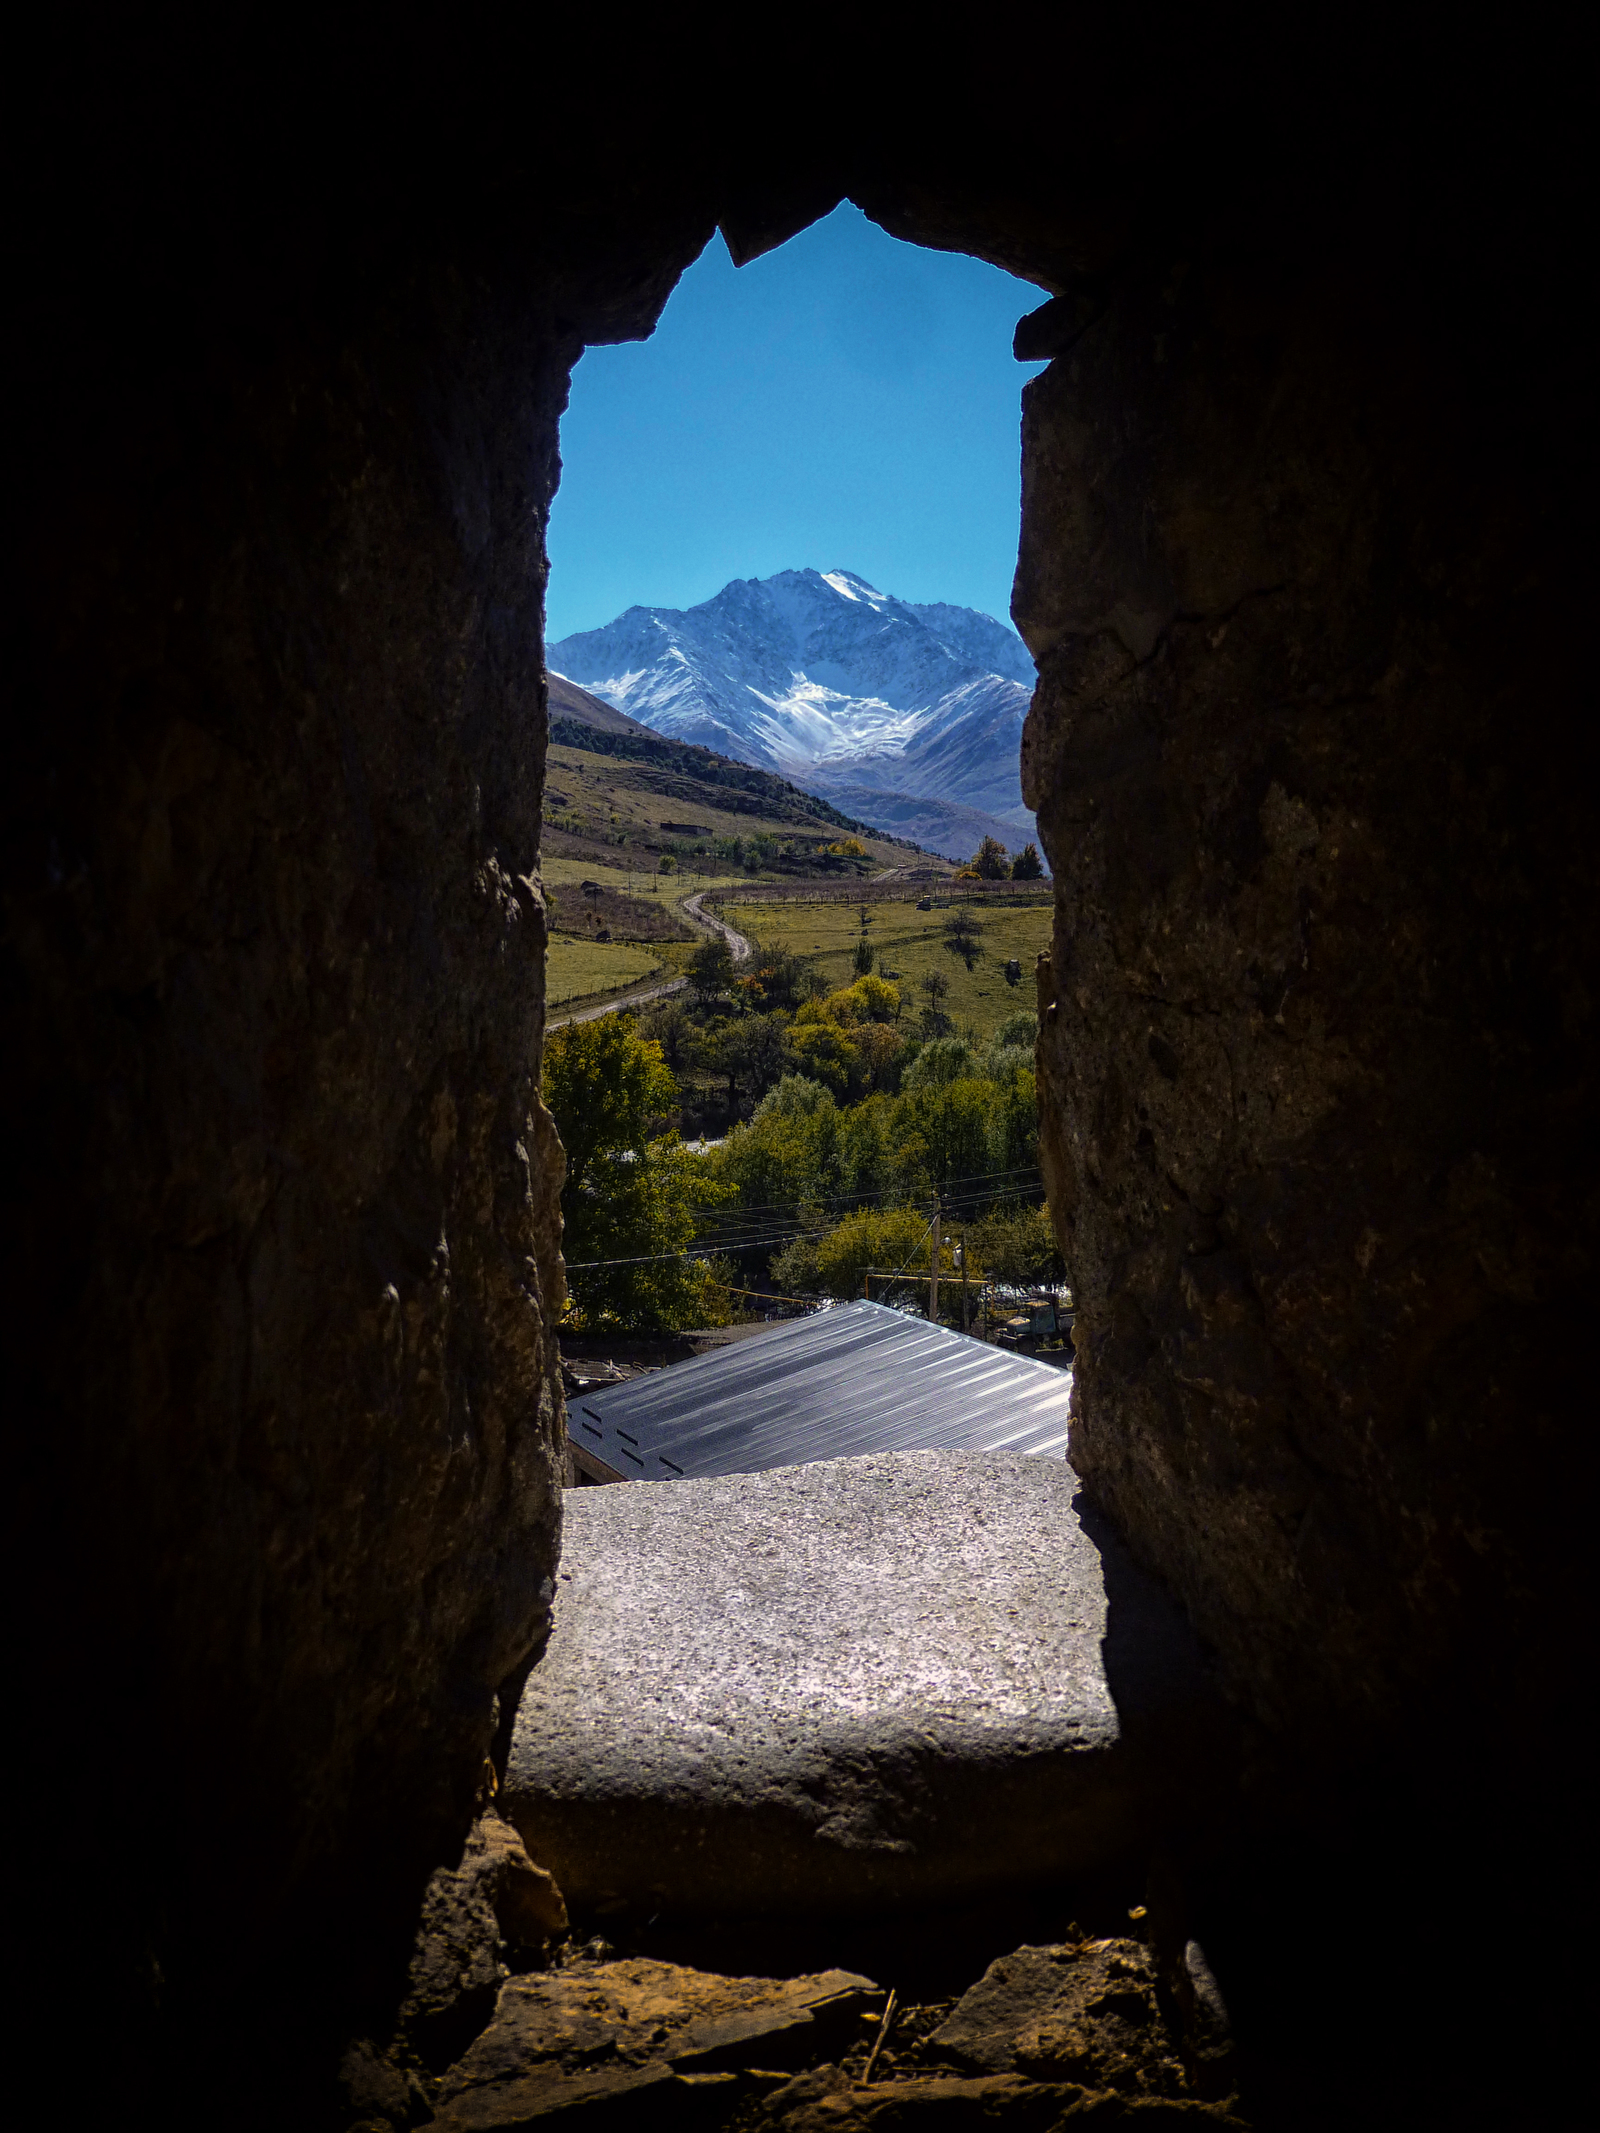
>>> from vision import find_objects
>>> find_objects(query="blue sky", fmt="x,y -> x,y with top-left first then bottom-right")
545,205 -> 1048,645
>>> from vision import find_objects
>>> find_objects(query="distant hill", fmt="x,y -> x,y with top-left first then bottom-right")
547,671 -> 653,737
813,783 -> 1037,865
546,670 -> 918,847
548,568 -> 1039,861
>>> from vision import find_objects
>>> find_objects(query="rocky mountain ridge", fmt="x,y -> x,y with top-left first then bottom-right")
548,568 -> 1037,857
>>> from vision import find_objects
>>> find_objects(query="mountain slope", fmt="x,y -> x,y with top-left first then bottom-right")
548,670 -> 654,737
545,671 -> 917,845
548,568 -> 1037,850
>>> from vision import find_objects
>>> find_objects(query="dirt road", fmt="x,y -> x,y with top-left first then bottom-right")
681,889 -> 752,965
544,891 -> 752,1031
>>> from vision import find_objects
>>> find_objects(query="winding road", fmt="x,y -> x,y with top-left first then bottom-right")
544,888 -> 752,1031
681,889 -> 753,967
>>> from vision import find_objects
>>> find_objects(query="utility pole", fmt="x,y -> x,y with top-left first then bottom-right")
960,1232 -> 969,1334
929,1196 -> 941,1324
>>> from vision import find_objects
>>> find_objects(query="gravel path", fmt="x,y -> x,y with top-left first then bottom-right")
544,891 -> 752,1031
681,889 -> 752,965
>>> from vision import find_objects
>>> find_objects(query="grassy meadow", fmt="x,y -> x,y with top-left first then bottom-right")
714,894 -> 1053,1040
545,936 -> 666,1007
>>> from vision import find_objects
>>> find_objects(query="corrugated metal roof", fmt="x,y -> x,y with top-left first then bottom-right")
568,1299 -> 1071,1481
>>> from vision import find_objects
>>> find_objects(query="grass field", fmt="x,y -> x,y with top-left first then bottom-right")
542,855 -> 756,896
716,896 -> 1054,1040
542,742 -> 914,874
546,936 -> 665,1007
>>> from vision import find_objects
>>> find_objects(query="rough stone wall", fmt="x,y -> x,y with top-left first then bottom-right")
5,87 -> 714,2070
1012,233 -> 1592,1759
9,291 -> 569,1997
6,20 -> 1588,2112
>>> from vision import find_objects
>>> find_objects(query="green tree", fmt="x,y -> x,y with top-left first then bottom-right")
640,998 -> 694,1072
542,1016 -> 718,1329
894,1077 -> 993,1189
852,934 -> 875,975
943,908 -> 985,970
809,974 -> 900,1026
990,1064 -> 1040,1174
1010,842 -> 1045,880
786,1019 -> 863,1099
707,1015 -> 787,1109
713,1089 -> 831,1212
689,937 -> 734,1005
967,1202 -> 1061,1283
971,835 -> 1010,880
745,940 -> 811,1009
903,1036 -> 977,1089
544,1014 -> 675,1196
991,1010 -> 1037,1049
814,1206 -> 940,1298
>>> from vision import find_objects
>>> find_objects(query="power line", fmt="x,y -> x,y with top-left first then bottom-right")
566,1194 -> 1053,1273
685,1164 -> 1044,1220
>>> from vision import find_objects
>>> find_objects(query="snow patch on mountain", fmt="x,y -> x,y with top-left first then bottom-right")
548,568 -> 1038,844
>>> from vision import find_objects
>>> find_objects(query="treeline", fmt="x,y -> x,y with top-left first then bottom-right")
658,831 -> 872,876
542,932 -> 1059,1331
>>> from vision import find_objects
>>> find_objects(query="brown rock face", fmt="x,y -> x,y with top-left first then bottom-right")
6,19 -> 1588,2120
6,68 -> 715,2088
1015,232 -> 1591,1761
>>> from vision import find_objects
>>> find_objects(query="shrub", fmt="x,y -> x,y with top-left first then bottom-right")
809,974 -> 900,1027
754,1072 -> 835,1121
991,1010 -> 1038,1049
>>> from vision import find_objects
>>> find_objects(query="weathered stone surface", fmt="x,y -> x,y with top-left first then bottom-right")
930,1939 -> 1191,2096
759,2064 -> 1244,2129
395,1812 -> 570,2071
999,209 -> 1594,1764
504,1452 -> 1230,1919
8,53 -> 717,2087
430,1958 -> 877,2126
11,22 -> 1587,2123
337,2038 -> 432,2130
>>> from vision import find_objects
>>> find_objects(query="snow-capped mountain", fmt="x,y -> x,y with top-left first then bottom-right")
548,569 -> 1037,857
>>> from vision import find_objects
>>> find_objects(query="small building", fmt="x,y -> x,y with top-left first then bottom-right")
566,1298 -> 1072,1485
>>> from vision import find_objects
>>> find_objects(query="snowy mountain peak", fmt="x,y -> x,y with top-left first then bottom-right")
548,568 -> 1037,859
820,568 -> 887,605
